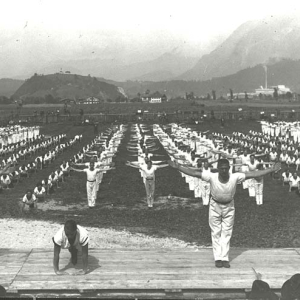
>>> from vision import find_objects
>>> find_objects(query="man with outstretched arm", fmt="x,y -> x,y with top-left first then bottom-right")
71,161 -> 114,208
127,159 -> 169,208
53,220 -> 89,275
168,158 -> 281,268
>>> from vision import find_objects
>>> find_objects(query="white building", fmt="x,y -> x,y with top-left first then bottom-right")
255,85 -> 292,96
78,97 -> 101,104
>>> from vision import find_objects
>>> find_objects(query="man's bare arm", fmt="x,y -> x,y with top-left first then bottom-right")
168,160 -> 202,178
245,162 -> 281,179
53,244 -> 67,275
71,168 -> 85,172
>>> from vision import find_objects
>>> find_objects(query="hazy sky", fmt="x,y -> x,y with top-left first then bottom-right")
1,0 -> 300,77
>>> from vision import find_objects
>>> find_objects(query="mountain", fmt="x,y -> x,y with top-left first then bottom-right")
115,52 -> 199,81
179,14 -> 300,81
0,78 -> 24,97
13,73 -> 125,101
120,59 -> 300,98
39,50 -> 200,82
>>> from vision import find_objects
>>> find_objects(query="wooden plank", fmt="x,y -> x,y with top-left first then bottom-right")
12,273 -> 294,282
10,276 -> 292,290
0,270 -> 23,275
2,248 -> 300,293
17,262 -> 300,272
29,247 -> 298,253
24,253 -> 300,260
30,248 -> 300,254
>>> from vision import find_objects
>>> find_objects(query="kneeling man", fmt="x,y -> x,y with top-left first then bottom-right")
53,220 -> 89,275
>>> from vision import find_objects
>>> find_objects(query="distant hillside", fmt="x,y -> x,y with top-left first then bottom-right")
179,15 -> 300,81
119,52 -> 199,81
120,59 -> 300,97
40,50 -> 199,82
0,78 -> 24,97
13,73 -> 126,101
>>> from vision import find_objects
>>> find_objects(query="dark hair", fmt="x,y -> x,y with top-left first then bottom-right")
281,273 -> 300,300
64,220 -> 77,232
217,159 -> 230,168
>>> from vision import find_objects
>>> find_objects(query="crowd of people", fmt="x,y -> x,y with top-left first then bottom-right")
0,120 -> 300,282
0,134 -> 67,191
0,125 -> 39,145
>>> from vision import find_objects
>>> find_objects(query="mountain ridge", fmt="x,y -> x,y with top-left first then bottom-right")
179,15 -> 300,81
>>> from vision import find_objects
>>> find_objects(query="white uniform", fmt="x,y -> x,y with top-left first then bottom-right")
201,172 -> 246,262
140,165 -> 158,207
84,168 -> 99,207
201,168 -> 211,205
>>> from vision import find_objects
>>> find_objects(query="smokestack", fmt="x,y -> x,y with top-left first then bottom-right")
263,65 -> 268,89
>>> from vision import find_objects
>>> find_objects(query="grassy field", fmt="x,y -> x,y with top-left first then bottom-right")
1,117 -> 300,249
1,99 -> 300,118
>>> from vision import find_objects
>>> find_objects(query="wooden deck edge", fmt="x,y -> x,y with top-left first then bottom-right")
4,288 -> 282,299
1,247 -> 300,252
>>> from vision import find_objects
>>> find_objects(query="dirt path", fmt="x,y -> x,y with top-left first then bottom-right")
0,218 -> 200,249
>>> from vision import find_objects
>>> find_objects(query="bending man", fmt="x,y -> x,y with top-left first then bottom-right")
53,220 -> 89,275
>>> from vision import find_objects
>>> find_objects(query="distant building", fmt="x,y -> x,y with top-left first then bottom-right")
226,92 -> 254,100
255,85 -> 292,96
141,91 -> 167,103
78,97 -> 101,104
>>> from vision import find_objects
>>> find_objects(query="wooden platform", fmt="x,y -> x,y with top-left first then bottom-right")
1,248 -> 300,299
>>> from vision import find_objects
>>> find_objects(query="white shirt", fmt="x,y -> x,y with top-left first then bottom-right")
201,172 -> 246,204
60,163 -> 69,171
282,172 -> 292,182
1,175 -> 11,184
84,168 -> 99,181
247,160 -> 260,171
289,176 -> 300,188
269,152 -> 278,161
280,153 -> 289,162
34,186 -> 46,195
140,165 -> 158,180
49,174 -> 58,181
53,225 -> 89,250
241,154 -> 251,165
22,194 -> 37,203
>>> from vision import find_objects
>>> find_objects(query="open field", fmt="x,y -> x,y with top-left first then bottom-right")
1,99 -> 300,118
1,117 -> 300,249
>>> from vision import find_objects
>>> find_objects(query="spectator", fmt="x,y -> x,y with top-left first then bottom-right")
281,273 -> 300,300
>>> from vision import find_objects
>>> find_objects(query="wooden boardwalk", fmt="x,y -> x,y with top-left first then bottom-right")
1,248 -> 300,298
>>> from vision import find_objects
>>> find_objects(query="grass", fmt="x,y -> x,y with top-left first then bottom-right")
1,118 -> 300,249
1,99 -> 300,118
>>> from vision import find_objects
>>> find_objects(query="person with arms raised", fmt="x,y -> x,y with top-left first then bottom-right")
168,158 -> 281,268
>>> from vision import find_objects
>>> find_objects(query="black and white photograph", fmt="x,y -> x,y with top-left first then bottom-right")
0,0 -> 300,298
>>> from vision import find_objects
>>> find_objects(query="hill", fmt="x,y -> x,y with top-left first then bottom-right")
179,14 -> 300,81
13,73 -> 126,101
119,59 -> 300,98
0,78 -> 24,97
